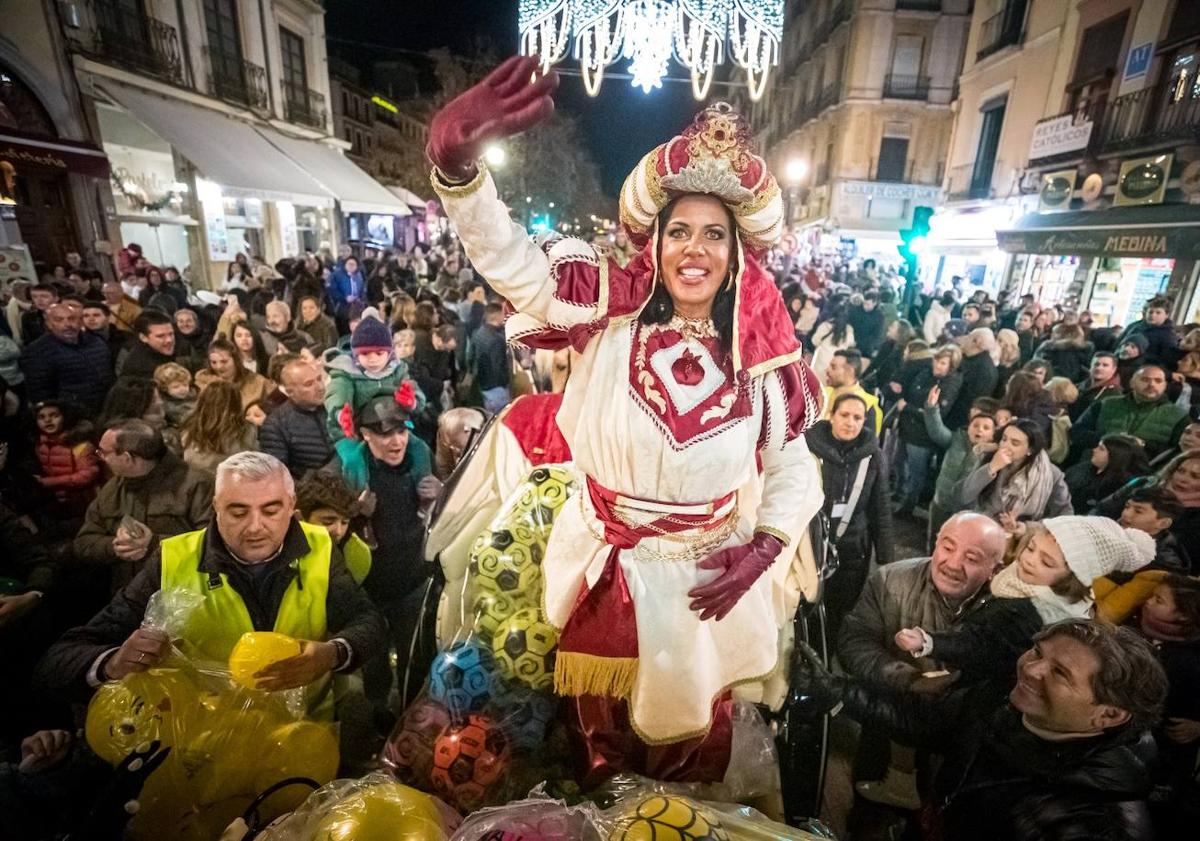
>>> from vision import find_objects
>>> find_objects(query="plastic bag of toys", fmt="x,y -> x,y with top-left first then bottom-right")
596,787 -> 835,841
448,792 -> 601,841
83,590 -> 341,841
385,467 -> 579,813
255,771 -> 460,841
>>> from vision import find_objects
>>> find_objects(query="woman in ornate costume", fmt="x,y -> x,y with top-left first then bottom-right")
426,57 -> 824,783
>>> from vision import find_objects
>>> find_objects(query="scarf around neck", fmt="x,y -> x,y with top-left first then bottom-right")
989,563 -> 1092,624
998,450 -> 1057,518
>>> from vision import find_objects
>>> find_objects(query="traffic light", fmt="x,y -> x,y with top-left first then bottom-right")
898,205 -> 933,263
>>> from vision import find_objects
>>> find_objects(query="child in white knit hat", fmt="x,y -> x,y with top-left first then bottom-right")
895,515 -> 1157,687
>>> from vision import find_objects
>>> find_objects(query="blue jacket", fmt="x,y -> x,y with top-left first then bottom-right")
19,331 -> 115,414
327,268 -> 364,312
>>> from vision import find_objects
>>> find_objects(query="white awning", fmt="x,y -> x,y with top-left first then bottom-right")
258,129 -> 410,216
98,82 -> 333,207
389,185 -> 429,209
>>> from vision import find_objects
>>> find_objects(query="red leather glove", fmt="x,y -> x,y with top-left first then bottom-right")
688,532 -> 785,622
426,55 -> 559,180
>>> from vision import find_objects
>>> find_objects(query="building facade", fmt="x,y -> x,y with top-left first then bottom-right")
741,0 -> 971,264
944,0 -> 1200,326
2,0 -> 407,287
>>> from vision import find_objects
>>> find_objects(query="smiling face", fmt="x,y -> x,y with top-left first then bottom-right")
929,514 -> 1005,601
658,195 -> 734,319
174,310 -> 197,335
1010,634 -> 1126,734
362,426 -> 410,466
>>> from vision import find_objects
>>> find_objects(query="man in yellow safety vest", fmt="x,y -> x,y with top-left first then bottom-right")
37,451 -> 386,713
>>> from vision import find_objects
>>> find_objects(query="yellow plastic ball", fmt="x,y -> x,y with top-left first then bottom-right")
252,720 -> 340,813
608,795 -> 729,841
228,631 -> 303,689
309,783 -> 448,841
84,667 -> 199,764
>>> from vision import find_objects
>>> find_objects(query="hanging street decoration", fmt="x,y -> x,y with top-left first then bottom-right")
517,0 -> 785,101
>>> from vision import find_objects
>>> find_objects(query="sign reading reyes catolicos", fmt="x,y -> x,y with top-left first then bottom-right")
1028,115 -> 1094,162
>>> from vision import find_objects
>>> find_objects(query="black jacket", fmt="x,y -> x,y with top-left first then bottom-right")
468,323 -> 510,392
258,400 -> 332,478
947,352 -> 999,428
848,305 -> 886,358
19,331 -> 115,416
118,341 -> 175,381
862,339 -> 904,400
841,682 -> 1158,841
1036,339 -> 1095,384
1092,478 -> 1200,575
899,366 -> 962,449
806,420 -> 893,567
1119,319 -> 1178,365
929,596 -> 1044,687
36,518 -> 386,703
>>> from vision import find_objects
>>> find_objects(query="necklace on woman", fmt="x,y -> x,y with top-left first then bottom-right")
666,313 -> 717,343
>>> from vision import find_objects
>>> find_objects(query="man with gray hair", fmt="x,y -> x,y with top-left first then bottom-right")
39,451 -> 385,717
261,299 -> 314,356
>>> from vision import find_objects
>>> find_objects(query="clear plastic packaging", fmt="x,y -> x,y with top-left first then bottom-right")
448,792 -> 601,841
83,588 -> 341,841
255,771 -> 459,841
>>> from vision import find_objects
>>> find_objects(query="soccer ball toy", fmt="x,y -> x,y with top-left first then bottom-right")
383,697 -> 452,786
492,608 -> 558,691
491,686 -> 557,751
608,795 -> 730,841
428,640 -> 497,719
469,523 -> 544,600
503,466 -> 576,537
472,591 -> 532,645
431,713 -> 511,812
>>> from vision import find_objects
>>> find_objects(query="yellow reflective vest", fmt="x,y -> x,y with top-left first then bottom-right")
159,522 -> 334,717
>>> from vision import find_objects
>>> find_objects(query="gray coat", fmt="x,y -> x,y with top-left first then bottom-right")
837,557 -> 990,688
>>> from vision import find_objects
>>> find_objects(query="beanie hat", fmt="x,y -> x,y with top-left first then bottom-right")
351,314 -> 392,352
1041,516 -> 1156,586
1121,334 -> 1150,354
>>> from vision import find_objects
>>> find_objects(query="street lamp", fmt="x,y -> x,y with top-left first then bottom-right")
784,158 -> 808,185
484,145 -> 507,167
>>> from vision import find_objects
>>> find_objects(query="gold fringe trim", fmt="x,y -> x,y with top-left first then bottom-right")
554,651 -> 638,699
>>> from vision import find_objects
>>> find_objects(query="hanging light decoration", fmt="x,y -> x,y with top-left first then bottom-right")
518,0 -> 785,99
572,1 -> 626,97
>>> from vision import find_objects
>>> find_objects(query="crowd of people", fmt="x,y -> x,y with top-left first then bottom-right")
768,254 -> 1199,838
0,227 -> 1197,839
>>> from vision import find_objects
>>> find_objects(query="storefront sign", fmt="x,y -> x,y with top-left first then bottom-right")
1038,169 -> 1077,212
839,180 -> 941,202
1028,115 -> 1094,161
0,244 -> 36,283
997,228 -> 1199,259
0,131 -> 111,179
277,201 -> 299,256
1123,42 -> 1154,82
1115,154 -> 1172,206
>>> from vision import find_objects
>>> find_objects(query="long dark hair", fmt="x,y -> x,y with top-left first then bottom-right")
819,297 -> 851,346
636,197 -> 737,355
1002,371 -> 1046,418
1096,433 -> 1151,499
230,320 -> 271,375
1002,417 -> 1047,471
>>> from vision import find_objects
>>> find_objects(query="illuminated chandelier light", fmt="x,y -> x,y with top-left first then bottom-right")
624,1 -> 676,94
519,0 -> 573,72
675,0 -> 730,100
517,0 -> 784,99
573,1 -> 626,97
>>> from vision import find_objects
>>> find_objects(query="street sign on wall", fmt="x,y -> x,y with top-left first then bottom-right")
1123,42 -> 1154,82
1039,169 -> 1077,212
1028,115 -> 1094,161
1115,154 -> 1172,207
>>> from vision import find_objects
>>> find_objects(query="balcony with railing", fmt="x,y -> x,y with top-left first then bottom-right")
976,0 -> 1027,61
884,73 -> 931,100
204,47 -> 268,113
285,88 -> 328,131
1096,79 -> 1200,152
62,0 -> 186,86
946,159 -> 1003,201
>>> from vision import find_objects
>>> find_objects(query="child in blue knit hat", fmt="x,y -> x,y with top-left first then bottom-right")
323,308 -> 425,442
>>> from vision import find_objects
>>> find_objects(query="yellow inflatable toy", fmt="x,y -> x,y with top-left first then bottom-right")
609,795 -> 730,841
308,782 -> 449,841
229,631 -> 303,689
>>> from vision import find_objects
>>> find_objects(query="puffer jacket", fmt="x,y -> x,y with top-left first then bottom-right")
1073,392 -> 1189,459
19,331 -> 115,415
946,351 -> 998,428
322,351 -> 424,443
1119,318 -> 1178,364
34,431 -> 100,503
839,684 -> 1158,841
898,366 -> 962,449
258,399 -> 332,478
806,420 -> 893,567
73,452 -> 214,592
1035,338 -> 1095,384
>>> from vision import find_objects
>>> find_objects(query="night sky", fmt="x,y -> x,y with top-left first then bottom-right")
324,0 -> 703,198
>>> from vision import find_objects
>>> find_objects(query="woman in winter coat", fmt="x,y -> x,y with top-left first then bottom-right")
1065,433 -> 1151,513
1035,322 -> 1095,384
895,344 -> 963,515
923,394 -> 999,547
862,319 -> 913,401
946,328 -> 999,428
807,393 -> 894,639
959,417 -> 1072,521
179,380 -> 258,476
194,337 -> 274,411
994,328 -> 1021,396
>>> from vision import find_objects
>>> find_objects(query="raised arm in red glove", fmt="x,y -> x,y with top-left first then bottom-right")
687,532 -> 785,621
426,55 -> 560,181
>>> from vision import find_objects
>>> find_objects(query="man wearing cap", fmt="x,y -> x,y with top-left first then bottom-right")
1073,363 -> 1189,459
327,386 -> 442,708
